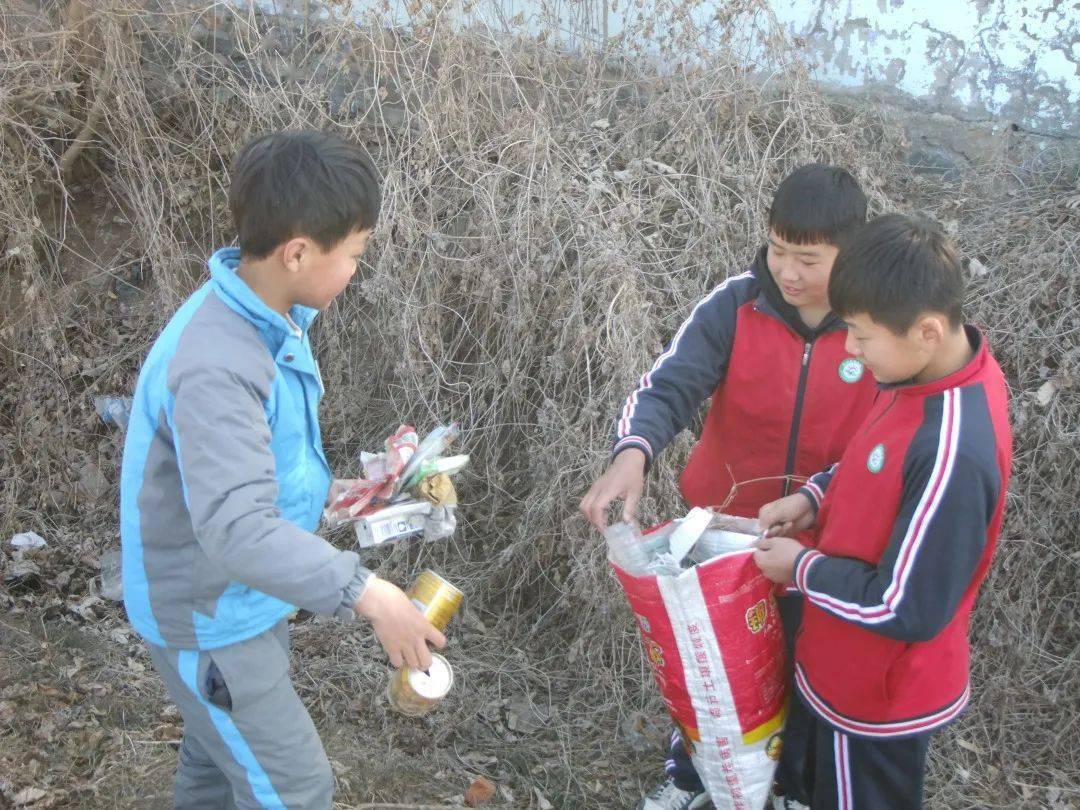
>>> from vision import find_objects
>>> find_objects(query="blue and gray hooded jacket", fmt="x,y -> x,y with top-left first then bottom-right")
120,247 -> 370,650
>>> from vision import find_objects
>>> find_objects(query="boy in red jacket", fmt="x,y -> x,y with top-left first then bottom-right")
581,164 -> 877,810
755,213 -> 1013,809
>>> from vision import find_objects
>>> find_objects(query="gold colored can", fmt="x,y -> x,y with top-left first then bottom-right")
386,653 -> 454,716
407,570 -> 463,633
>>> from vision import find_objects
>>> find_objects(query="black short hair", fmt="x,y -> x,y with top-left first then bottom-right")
828,213 -> 965,334
768,163 -> 867,246
229,130 -> 381,258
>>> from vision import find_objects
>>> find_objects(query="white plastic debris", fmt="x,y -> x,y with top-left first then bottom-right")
1036,380 -> 1058,407
423,505 -> 458,542
667,507 -> 714,563
644,157 -> 678,176
9,531 -> 46,550
604,522 -> 651,574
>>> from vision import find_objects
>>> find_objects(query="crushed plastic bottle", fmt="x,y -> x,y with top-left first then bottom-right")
93,396 -> 132,431
397,423 -> 460,493
645,552 -> 684,576
404,454 -> 469,490
99,549 -> 123,601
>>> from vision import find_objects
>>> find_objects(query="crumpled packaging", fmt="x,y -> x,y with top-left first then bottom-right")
417,473 -> 458,507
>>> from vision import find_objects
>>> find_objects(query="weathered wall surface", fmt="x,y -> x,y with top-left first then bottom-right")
772,0 -> 1078,137
312,0 -> 1077,137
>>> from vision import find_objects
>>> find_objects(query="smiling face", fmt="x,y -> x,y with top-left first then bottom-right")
765,230 -> 839,311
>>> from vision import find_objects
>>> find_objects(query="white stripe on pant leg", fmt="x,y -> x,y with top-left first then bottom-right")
842,733 -> 853,809
833,731 -> 853,810
177,650 -> 285,809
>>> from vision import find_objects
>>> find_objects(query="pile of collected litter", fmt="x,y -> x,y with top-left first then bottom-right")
605,508 -> 760,576
324,422 -> 468,547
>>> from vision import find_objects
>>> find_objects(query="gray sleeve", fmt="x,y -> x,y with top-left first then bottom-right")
169,364 -> 368,616
334,568 -> 375,621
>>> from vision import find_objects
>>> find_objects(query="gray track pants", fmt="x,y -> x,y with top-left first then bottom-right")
146,621 -> 332,809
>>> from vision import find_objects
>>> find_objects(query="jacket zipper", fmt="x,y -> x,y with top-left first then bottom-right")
782,340 -> 814,496
861,390 -> 899,436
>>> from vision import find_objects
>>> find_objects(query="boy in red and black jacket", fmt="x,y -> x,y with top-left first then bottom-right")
755,214 -> 1013,809
581,165 -> 878,810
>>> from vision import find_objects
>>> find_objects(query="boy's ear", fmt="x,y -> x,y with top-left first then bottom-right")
280,237 -> 309,274
914,313 -> 947,347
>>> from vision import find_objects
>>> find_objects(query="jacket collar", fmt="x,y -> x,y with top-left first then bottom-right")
749,246 -> 844,340
208,247 -> 318,340
882,326 -> 987,397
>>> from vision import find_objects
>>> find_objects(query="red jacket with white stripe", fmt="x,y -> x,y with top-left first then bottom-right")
613,248 -> 878,517
791,328 -> 1012,738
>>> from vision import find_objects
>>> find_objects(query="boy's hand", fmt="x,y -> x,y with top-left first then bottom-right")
752,536 -> 805,584
580,448 -> 647,532
758,493 -> 816,537
354,577 -> 446,670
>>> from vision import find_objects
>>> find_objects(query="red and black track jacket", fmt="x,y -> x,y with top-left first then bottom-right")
792,328 -> 1012,737
613,248 -> 878,517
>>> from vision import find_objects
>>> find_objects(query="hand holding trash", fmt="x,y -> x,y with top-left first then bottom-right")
580,447 -> 647,532
355,577 -> 446,670
758,492 -> 816,537
323,425 -> 419,527
325,423 -> 466,545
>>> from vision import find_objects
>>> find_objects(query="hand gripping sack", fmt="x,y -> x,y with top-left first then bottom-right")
612,521 -> 787,809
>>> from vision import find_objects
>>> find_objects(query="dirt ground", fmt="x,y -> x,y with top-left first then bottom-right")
1,459 -> 663,810
0,602 -> 653,809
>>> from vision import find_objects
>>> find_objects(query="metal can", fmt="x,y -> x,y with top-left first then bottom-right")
407,570 -> 463,633
386,653 -> 454,716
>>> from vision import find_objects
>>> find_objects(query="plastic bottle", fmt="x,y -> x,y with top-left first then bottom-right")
397,423 -> 461,492
99,549 -> 123,601
93,396 -> 132,432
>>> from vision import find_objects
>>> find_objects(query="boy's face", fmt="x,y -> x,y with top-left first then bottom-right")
289,228 -> 372,310
766,231 -> 838,311
842,312 -> 938,384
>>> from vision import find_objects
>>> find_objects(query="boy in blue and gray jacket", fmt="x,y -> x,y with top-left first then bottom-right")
120,130 -> 445,809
